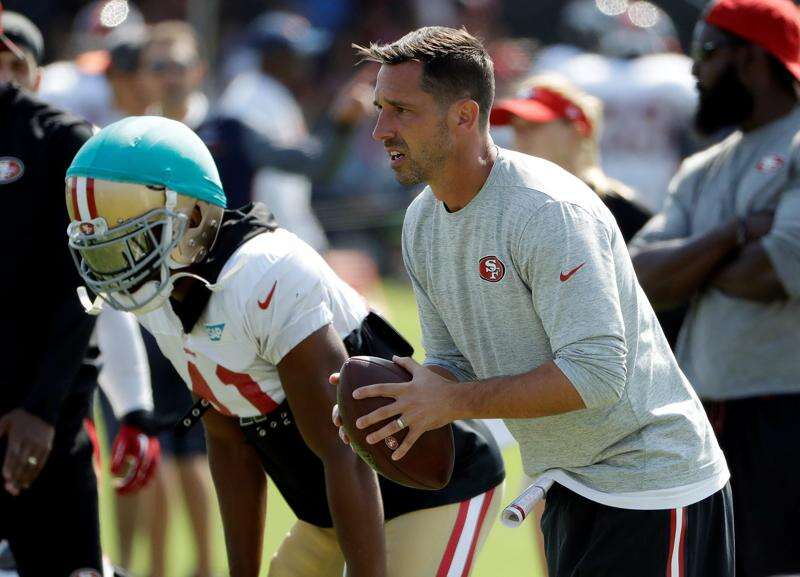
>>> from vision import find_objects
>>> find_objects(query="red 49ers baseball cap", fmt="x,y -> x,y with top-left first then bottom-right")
490,86 -> 593,136
706,0 -> 800,80
0,2 -> 25,60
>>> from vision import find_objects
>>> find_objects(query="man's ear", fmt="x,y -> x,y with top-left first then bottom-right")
451,98 -> 480,132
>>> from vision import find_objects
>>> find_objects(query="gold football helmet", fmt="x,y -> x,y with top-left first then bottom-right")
65,116 -> 227,314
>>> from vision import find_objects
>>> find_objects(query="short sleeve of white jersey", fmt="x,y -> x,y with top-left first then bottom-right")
242,248 -> 335,366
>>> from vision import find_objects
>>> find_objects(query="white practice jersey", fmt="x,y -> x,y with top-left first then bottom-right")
536,48 -> 697,212
138,229 -> 368,418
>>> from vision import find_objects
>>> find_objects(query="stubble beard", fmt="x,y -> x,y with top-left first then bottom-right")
393,122 -> 452,187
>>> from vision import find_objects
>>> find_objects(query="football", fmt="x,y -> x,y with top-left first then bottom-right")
337,356 -> 455,490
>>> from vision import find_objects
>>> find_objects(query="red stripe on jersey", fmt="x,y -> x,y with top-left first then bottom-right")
436,499 -> 470,577
69,177 -> 80,220
460,487 -> 496,576
187,361 -> 232,416
86,177 -> 98,218
216,365 -> 279,414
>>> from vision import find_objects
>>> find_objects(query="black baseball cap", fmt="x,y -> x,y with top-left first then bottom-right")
0,4 -> 44,63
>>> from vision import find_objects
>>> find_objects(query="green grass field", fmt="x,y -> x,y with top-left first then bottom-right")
97,279 -> 545,576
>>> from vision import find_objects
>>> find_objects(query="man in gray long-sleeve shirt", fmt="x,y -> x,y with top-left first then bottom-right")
336,26 -> 734,576
631,1 -> 800,575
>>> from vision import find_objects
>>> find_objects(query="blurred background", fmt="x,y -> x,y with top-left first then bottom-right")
1,0 -> 786,575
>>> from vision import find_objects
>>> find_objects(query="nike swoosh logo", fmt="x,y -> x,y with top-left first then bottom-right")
560,262 -> 586,282
258,281 -> 277,310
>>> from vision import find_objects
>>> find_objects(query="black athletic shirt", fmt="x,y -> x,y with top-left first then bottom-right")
0,83 -> 96,429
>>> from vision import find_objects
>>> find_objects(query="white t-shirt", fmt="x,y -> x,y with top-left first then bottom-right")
138,229 -> 367,417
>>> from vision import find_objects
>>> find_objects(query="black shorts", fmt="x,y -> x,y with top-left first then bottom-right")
705,395 -> 800,577
541,483 -> 734,577
0,393 -> 103,576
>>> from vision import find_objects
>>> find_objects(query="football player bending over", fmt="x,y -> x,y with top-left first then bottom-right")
64,116 -> 504,577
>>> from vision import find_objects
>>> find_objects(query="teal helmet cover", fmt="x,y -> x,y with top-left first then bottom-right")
67,116 -> 226,208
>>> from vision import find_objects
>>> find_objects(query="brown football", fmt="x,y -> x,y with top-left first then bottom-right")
337,356 -> 455,490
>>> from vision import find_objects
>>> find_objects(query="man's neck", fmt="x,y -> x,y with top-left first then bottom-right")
430,137 -> 497,212
742,90 -> 798,132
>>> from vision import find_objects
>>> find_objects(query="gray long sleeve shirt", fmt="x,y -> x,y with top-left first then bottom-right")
402,148 -> 728,509
632,106 -> 800,400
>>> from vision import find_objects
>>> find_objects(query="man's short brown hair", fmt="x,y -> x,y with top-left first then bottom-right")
355,26 -> 495,129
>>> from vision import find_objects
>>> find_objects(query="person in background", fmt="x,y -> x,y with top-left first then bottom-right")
535,0 -> 697,213
197,67 -> 377,306
0,6 -> 157,576
42,19 -> 177,577
631,1 -> 800,575
40,24 -> 153,126
492,73 -> 650,241
142,20 -> 208,129
216,10 -> 330,252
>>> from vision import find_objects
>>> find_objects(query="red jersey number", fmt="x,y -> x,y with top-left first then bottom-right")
187,359 -> 278,416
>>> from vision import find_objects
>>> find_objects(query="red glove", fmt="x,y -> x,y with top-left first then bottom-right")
110,423 -> 160,495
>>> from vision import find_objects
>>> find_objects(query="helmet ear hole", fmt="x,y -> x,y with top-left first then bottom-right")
189,204 -> 203,228
169,200 -> 223,267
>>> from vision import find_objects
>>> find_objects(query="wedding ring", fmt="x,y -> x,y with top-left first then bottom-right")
396,417 -> 407,430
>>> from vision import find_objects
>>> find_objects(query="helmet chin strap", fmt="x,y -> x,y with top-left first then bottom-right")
77,286 -> 104,315
75,258 -> 246,316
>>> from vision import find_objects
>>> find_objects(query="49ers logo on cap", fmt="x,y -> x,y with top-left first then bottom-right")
479,256 -> 505,282
0,157 -> 24,184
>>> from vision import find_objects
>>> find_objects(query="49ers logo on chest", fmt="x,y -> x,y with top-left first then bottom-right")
756,154 -> 785,173
479,256 -> 505,282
